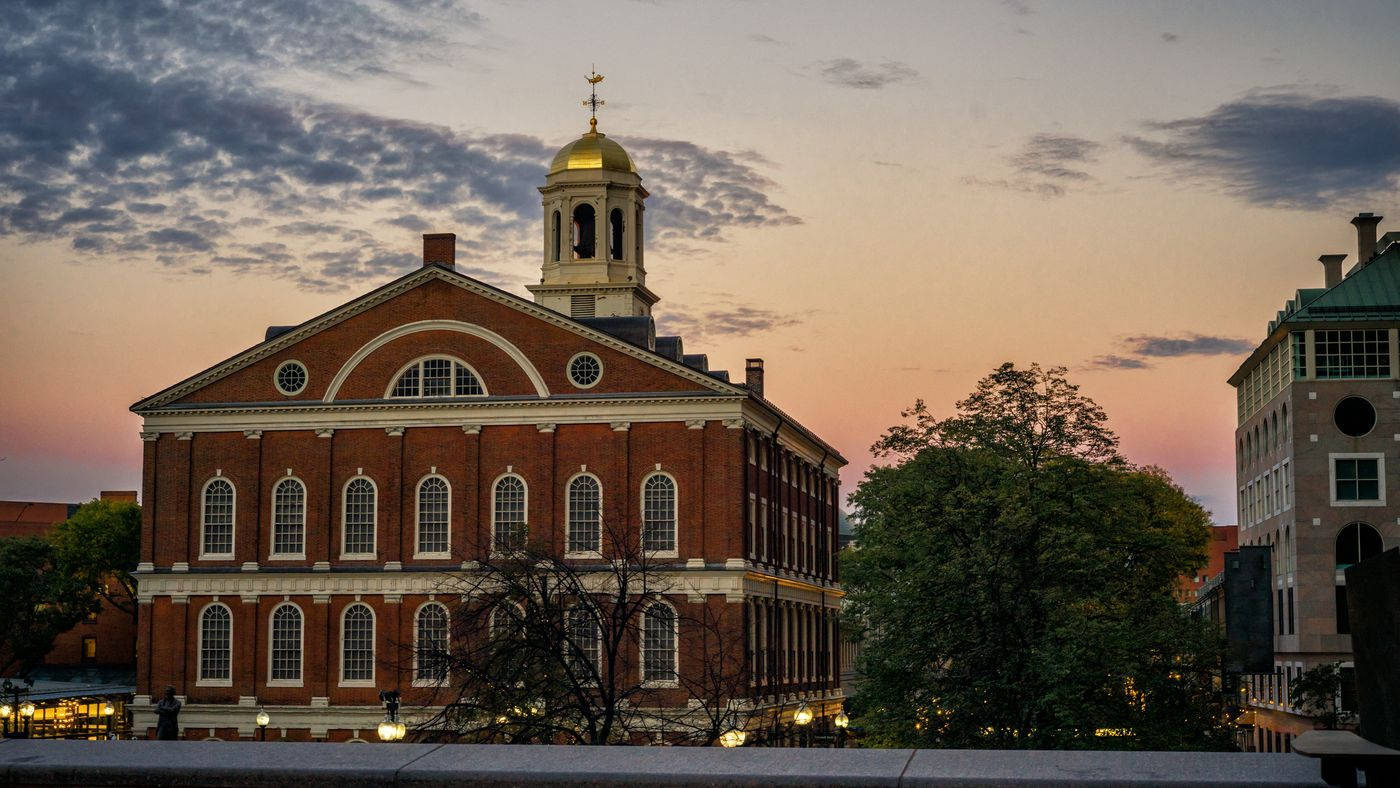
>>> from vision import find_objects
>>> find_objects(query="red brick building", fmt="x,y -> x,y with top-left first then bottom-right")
129,119 -> 846,741
1177,524 -> 1239,604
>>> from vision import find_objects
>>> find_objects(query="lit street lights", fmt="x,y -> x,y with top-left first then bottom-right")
255,708 -> 270,741
1,678 -> 35,739
102,701 -> 115,739
377,690 -> 406,742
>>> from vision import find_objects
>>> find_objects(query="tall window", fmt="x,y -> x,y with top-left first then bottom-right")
609,208 -> 624,260
572,203 -> 596,259
1315,329 -> 1390,378
1292,332 -> 1308,379
271,478 -> 305,556
270,604 -> 302,683
201,478 -> 235,557
567,475 -> 601,553
1333,457 -> 1381,502
417,476 -> 450,555
343,478 -> 376,556
642,602 -> 677,683
493,475 -> 527,551
1336,522 -> 1383,569
551,210 -> 561,262
416,603 -> 449,683
199,604 -> 231,683
642,474 -> 676,553
390,357 -> 485,398
341,604 -> 374,683
566,605 -> 600,679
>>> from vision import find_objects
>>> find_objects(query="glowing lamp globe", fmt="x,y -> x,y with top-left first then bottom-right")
19,702 -> 36,718
719,729 -> 746,748
255,709 -> 270,727
793,703 -> 813,726
377,719 -> 397,741
834,711 -> 849,729
0,704 -> 11,719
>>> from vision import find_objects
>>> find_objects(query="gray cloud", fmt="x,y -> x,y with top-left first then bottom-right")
965,133 -> 1101,199
1085,355 -> 1151,370
816,59 -> 919,90
1160,32 -> 1180,43
0,0 -> 799,292
656,305 -> 802,341
1125,89 -> 1400,209
1122,334 -> 1254,357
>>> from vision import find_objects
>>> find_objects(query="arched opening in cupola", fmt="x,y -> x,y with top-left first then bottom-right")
571,204 -> 596,259
609,208 -> 624,261
550,210 -> 561,262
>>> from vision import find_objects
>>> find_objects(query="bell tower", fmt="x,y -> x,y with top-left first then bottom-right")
527,71 -> 658,319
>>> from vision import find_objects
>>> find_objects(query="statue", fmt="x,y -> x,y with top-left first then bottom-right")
154,687 -> 181,740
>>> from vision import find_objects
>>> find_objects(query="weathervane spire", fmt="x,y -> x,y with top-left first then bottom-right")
582,66 -> 605,133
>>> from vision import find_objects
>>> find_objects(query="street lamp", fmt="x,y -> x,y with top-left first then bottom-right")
792,702 -> 813,748
377,690 -> 404,742
19,701 -> 36,738
255,708 -> 270,741
377,717 -> 400,742
833,711 -> 848,729
102,702 -> 115,738
719,729 -> 747,748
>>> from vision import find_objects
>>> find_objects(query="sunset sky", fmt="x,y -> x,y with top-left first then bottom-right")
3,0 -> 1399,523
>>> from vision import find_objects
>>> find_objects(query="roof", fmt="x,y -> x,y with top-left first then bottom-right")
548,127 -> 635,175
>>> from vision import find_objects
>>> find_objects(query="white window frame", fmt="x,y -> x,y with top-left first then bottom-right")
564,472 -> 604,558
413,474 -> 452,559
339,603 -> 376,687
640,471 -> 678,558
384,355 -> 489,398
196,602 -> 233,687
566,352 -> 604,390
269,476 -> 307,560
412,601 -> 451,687
1329,452 -> 1386,507
199,477 -> 237,561
640,599 -> 679,688
341,476 -> 378,559
267,602 -> 304,687
273,359 -> 309,396
491,472 -> 529,555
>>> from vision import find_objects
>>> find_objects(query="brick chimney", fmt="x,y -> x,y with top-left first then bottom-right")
1319,254 -> 1346,288
745,358 -> 764,398
423,233 -> 456,268
1351,213 -> 1383,264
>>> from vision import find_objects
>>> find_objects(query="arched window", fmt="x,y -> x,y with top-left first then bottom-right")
566,474 -> 601,554
201,478 -> 235,558
341,604 -> 375,684
271,477 -> 305,557
269,604 -> 302,684
389,357 -> 485,398
609,208 -> 623,261
1271,412 -> 1279,450
343,478 -> 377,557
566,604 -> 600,679
642,601 -> 677,684
492,475 -> 527,551
571,204 -> 596,259
415,603 -> 449,683
642,474 -> 677,553
489,603 -> 523,639
635,206 -> 643,264
199,604 -> 232,684
551,210 -> 561,262
416,476 -> 450,556
1336,522 -> 1383,569
1245,433 -> 1252,464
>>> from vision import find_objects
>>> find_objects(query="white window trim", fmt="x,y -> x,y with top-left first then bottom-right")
384,354 -> 490,399
412,601 -> 451,688
273,359 -> 309,396
567,352 -> 604,390
199,477 -> 237,561
268,476 -> 308,561
564,471 -> 604,558
640,471 -> 679,559
413,473 -> 453,559
339,603 -> 376,687
196,602 -> 234,687
640,599 -> 680,688
1329,452 -> 1386,507
267,602 -> 304,688
340,476 -> 378,560
490,472 -> 529,557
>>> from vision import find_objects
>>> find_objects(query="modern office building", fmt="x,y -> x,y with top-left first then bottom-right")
1228,212 -> 1400,752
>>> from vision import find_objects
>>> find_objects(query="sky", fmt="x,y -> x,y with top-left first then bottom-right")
2,0 -> 1400,524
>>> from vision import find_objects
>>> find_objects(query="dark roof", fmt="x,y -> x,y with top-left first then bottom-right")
682,353 -> 709,372
708,370 -> 730,383
264,325 -> 297,342
574,316 -> 655,351
655,336 -> 684,362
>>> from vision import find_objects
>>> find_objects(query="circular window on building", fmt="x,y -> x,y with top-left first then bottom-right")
568,353 -> 602,389
275,361 -> 308,395
1334,396 -> 1376,437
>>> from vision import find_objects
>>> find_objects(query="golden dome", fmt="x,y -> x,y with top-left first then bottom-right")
548,120 -> 636,176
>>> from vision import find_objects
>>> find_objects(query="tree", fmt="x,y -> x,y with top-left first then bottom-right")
409,520 -> 754,746
1290,662 -> 1354,730
50,498 -> 142,621
843,363 -> 1231,750
0,537 -> 97,677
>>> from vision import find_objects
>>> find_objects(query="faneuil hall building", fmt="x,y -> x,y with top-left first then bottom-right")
129,111 -> 847,741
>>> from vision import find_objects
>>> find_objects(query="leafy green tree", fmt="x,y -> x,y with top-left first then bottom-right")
843,363 -> 1231,750
0,537 -> 97,677
1290,662 -> 1353,730
50,498 -> 142,620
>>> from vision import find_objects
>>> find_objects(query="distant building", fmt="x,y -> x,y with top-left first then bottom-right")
1177,524 -> 1237,604
1227,213 -> 1400,753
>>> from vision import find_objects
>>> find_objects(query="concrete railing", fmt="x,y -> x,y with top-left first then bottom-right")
0,739 -> 1327,786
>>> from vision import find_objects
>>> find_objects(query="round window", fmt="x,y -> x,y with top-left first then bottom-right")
1334,396 -> 1376,437
568,353 -> 602,388
275,361 -> 308,395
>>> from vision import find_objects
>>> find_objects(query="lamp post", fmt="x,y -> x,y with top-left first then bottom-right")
19,701 -> 36,739
792,702 -> 813,748
1,678 -> 35,739
102,701 -> 115,739
255,708 -> 270,742
719,729 -> 747,748
833,710 -> 849,749
377,690 -> 403,742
